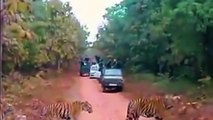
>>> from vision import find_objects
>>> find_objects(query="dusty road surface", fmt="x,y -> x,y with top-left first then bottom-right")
75,76 -> 153,120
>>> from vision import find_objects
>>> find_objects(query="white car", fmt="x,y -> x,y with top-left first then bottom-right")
90,64 -> 101,79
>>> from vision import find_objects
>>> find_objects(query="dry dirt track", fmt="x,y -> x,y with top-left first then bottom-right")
74,76 -> 153,120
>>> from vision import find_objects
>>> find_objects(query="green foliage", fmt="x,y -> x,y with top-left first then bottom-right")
127,73 -> 198,95
3,0 -> 89,74
94,0 -> 213,82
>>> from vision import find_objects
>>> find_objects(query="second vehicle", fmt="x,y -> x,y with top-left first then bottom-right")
89,62 -> 101,79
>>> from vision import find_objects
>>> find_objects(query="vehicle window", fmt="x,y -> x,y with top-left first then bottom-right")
91,65 -> 99,71
104,69 -> 122,76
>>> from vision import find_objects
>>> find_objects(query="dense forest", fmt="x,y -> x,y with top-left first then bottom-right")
1,0 -> 89,116
3,0 -> 89,76
94,0 -> 213,82
1,0 -> 213,119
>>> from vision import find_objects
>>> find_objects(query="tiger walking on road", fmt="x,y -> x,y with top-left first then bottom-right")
34,100 -> 93,120
125,95 -> 175,120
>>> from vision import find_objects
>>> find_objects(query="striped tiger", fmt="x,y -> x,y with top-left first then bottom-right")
126,95 -> 175,120
37,100 -> 93,120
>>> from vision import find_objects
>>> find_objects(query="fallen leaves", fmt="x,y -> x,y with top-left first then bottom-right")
164,94 -> 212,120
1,69 -> 76,119
0,100 -> 15,119
1,74 -> 50,118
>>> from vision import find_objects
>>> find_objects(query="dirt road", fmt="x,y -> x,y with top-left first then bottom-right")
74,76 -> 153,120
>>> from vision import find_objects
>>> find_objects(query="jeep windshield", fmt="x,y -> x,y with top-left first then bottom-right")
104,69 -> 122,76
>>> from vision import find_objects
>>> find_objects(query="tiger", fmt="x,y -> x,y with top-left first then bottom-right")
37,100 -> 93,120
125,95 -> 175,120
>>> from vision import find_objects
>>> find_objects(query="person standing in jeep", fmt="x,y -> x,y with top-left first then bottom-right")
113,59 -> 122,69
95,55 -> 101,63
98,59 -> 105,76
79,57 -> 91,76
106,57 -> 113,69
111,59 -> 118,68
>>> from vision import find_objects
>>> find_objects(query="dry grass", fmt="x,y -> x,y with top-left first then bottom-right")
122,74 -> 213,120
2,70 -> 78,120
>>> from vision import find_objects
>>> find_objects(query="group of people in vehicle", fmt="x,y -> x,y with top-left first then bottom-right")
80,55 -> 122,72
95,55 -> 122,70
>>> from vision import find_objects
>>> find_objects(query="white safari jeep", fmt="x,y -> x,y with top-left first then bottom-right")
89,63 -> 101,79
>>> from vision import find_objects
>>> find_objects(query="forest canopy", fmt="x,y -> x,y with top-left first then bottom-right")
3,0 -> 89,75
94,0 -> 213,82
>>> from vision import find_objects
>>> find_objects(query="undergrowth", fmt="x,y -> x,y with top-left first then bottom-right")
1,70 -> 73,119
126,73 -> 213,101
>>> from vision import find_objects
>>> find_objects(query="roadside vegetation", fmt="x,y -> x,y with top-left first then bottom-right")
2,0 -> 88,119
94,0 -> 213,99
94,0 -> 213,118
2,0 -> 213,119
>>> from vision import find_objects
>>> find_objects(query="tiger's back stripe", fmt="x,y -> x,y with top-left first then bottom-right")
39,100 -> 92,119
126,96 -> 173,120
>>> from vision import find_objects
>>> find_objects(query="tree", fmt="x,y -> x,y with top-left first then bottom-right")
94,0 -> 213,81
3,0 -> 89,74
